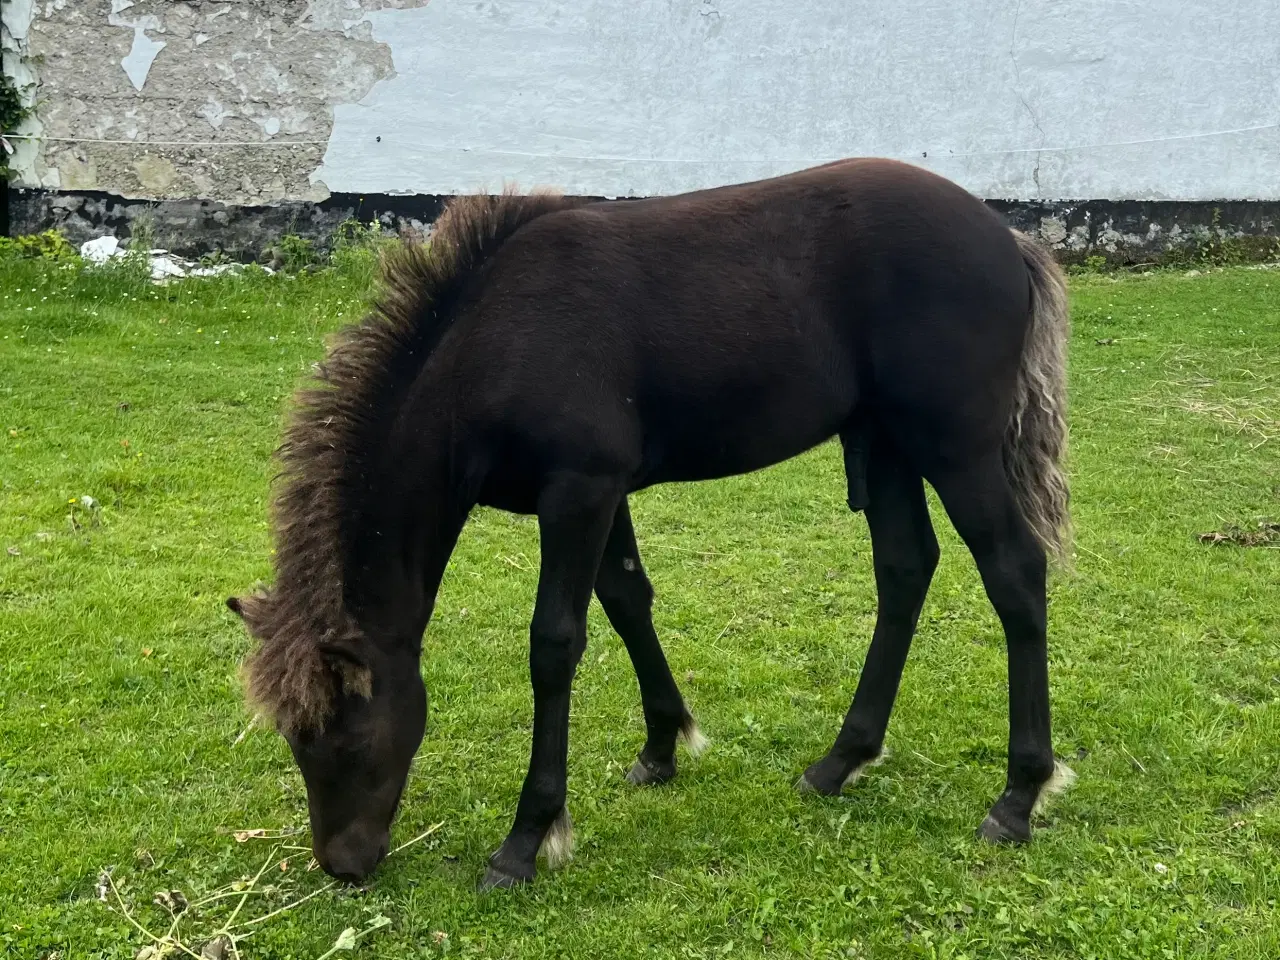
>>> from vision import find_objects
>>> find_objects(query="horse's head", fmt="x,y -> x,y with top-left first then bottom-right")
228,595 -> 427,883
281,651 -> 426,883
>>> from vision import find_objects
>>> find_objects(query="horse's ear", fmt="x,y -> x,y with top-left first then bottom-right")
227,590 -> 269,626
319,638 -> 373,699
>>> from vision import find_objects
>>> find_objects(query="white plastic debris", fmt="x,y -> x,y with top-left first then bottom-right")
80,235 -> 121,264
77,235 -> 258,283
149,255 -> 188,281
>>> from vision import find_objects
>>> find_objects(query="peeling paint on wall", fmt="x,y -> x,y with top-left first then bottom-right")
7,0 -> 430,203
109,0 -> 167,93
5,0 -> 1280,205
2,0 -> 47,186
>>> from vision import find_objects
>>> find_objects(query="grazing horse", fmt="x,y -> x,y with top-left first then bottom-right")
228,158 -> 1073,889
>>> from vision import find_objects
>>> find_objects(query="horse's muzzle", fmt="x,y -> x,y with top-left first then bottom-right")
316,830 -> 389,884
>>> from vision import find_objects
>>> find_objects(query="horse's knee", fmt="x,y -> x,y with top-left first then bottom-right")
883,540 -> 939,583
529,618 -> 586,692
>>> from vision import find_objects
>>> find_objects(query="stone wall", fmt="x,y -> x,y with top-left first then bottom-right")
4,0 -> 1279,259
10,189 -> 1277,266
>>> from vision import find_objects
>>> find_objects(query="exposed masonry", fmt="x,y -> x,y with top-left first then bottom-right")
7,187 -> 444,257
991,200 -> 1280,262
9,189 -> 1280,264
7,0 -> 428,205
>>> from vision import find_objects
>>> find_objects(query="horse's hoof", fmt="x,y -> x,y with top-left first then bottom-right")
478,864 -> 531,892
795,773 -> 821,795
796,759 -> 845,796
625,756 -> 675,786
977,813 -> 1031,845
795,772 -> 840,796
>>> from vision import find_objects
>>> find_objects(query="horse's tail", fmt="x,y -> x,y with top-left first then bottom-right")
1004,231 -> 1072,559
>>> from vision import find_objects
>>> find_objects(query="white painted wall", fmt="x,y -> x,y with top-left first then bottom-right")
316,0 -> 1280,201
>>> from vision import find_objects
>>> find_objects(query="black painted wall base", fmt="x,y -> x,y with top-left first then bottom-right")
6,188 -> 451,261
7,187 -> 1280,265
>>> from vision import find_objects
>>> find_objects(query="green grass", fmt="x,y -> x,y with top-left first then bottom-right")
2,254 -> 1278,960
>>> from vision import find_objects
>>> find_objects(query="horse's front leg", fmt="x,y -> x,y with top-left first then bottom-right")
480,473 -> 623,890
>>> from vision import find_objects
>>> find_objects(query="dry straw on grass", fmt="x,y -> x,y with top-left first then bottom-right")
101,823 -> 443,959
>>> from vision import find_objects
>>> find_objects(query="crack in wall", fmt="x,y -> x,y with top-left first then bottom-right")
1007,0 -> 1047,198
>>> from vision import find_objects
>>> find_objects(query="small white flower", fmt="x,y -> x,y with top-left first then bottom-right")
1154,862 -> 1168,875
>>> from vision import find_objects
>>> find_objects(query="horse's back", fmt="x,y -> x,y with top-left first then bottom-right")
440,160 -> 1031,488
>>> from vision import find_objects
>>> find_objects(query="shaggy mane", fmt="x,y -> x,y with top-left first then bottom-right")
234,188 -> 580,732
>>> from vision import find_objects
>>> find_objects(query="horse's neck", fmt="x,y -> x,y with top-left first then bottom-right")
346,440 -> 469,647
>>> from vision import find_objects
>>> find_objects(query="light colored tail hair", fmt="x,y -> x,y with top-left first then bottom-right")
1005,231 -> 1072,558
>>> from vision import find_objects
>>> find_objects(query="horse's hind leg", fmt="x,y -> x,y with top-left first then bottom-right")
482,472 -> 623,891
929,455 -> 1070,843
800,443 -> 939,794
595,498 -> 703,787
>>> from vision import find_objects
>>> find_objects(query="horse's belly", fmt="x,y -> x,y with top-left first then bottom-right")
636,391 -> 847,486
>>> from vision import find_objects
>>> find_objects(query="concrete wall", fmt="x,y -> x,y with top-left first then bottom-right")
4,1 -> 1280,253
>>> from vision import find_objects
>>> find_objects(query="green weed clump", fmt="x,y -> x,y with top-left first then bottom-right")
0,229 -> 79,263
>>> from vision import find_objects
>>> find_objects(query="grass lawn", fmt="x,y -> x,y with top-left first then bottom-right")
2,253 -> 1279,960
